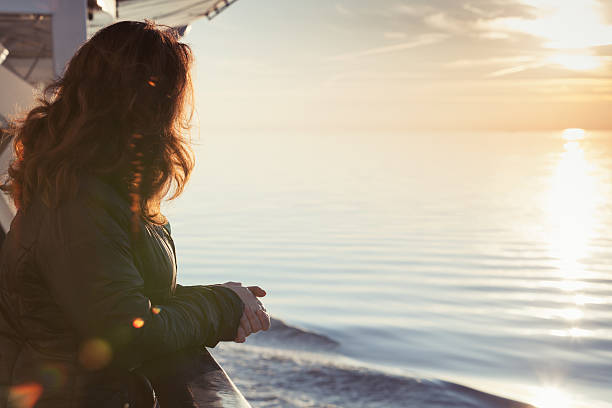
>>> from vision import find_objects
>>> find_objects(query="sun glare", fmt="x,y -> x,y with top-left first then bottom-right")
541,128 -> 604,351
532,387 -> 572,408
546,131 -> 597,272
494,0 -> 612,49
549,54 -> 602,71
562,128 -> 585,141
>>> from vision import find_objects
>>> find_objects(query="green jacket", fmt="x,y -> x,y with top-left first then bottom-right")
0,174 -> 244,407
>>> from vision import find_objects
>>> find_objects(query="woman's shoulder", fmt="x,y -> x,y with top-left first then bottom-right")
3,175 -> 131,260
77,173 -> 129,205
42,173 -> 134,237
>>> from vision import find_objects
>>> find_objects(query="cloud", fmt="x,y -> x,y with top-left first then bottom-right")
322,69 -> 430,88
445,55 -> 547,78
324,1 -> 611,82
479,0 -> 612,49
391,3 -> 432,16
413,2 -> 532,38
479,31 -> 511,40
594,45 -> 612,56
327,33 -> 448,61
447,56 -> 536,68
485,54 -> 610,77
335,4 -> 351,16
424,12 -> 467,33
487,62 -> 546,77
383,31 -> 408,40
602,0 -> 612,24
462,3 -> 487,17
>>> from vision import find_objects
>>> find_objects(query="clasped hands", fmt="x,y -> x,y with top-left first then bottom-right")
219,282 -> 270,343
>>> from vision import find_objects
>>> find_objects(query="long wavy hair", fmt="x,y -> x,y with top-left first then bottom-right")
1,20 -> 195,225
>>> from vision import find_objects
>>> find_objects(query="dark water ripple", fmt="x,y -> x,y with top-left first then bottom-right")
212,320 -> 533,408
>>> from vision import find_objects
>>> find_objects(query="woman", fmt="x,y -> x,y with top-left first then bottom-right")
0,21 -> 270,407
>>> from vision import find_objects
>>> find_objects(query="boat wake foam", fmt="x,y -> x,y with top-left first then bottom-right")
247,317 -> 340,351
212,318 -> 534,408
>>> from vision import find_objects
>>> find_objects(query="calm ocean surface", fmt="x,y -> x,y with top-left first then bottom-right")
163,130 -> 612,408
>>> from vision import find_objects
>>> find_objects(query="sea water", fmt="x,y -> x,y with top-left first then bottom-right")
163,130 -> 612,408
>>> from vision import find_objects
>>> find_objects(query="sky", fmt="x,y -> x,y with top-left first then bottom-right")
187,0 -> 612,132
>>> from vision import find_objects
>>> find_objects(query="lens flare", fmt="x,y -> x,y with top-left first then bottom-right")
132,318 -> 145,328
148,76 -> 159,87
78,338 -> 113,371
7,382 -> 43,408
39,363 -> 68,390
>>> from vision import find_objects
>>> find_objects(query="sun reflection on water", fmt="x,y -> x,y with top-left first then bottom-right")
532,386 -> 572,408
562,128 -> 585,141
531,129 -> 596,408
546,129 -> 598,278
548,327 -> 592,338
531,129 -> 603,408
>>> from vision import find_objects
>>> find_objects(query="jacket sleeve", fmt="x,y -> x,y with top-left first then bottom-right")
35,193 -> 243,371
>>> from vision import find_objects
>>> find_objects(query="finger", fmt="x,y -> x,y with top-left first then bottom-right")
224,281 -> 242,286
241,288 -> 262,309
247,286 -> 266,297
246,307 -> 262,333
240,313 -> 253,336
256,309 -> 271,331
235,326 -> 246,342
242,314 -> 253,335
